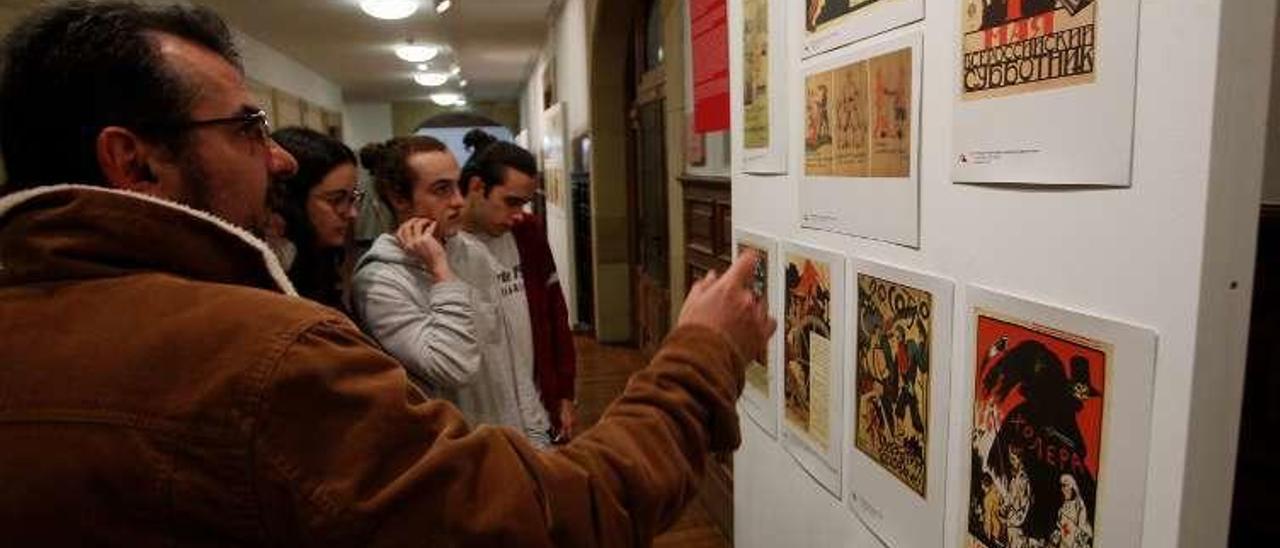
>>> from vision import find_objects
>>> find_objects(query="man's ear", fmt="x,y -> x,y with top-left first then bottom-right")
95,126 -> 159,191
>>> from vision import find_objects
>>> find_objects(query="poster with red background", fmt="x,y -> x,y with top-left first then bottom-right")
691,0 -> 729,133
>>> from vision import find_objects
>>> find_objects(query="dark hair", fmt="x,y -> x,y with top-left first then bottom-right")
359,135 -> 449,215
458,129 -> 537,196
268,127 -> 356,309
0,1 -> 240,189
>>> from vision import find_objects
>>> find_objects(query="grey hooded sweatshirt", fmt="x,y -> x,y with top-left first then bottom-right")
352,233 -> 550,445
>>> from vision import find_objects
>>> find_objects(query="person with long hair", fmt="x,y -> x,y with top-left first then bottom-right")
270,126 -> 359,311
454,129 -> 578,444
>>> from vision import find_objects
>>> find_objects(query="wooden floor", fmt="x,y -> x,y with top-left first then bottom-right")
573,335 -> 731,548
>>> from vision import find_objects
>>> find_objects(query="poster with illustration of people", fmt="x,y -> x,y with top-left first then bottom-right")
802,0 -> 923,58
953,0 -> 1139,185
732,0 -> 788,173
846,260 -> 952,548
799,31 -> 921,248
735,229 -> 781,437
959,286 -> 1157,548
781,241 -> 845,496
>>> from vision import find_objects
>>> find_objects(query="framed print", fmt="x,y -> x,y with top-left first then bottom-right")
957,285 -> 1157,548
541,103 -> 567,210
845,259 -> 953,548
952,0 -> 1139,186
802,0 -> 924,58
798,30 -> 922,248
734,228 -> 783,437
780,241 -> 846,496
731,0 -> 788,173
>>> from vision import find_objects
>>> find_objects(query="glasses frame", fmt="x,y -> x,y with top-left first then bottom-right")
147,110 -> 271,141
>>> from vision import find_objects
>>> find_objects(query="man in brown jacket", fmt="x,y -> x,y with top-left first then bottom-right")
0,2 -> 774,546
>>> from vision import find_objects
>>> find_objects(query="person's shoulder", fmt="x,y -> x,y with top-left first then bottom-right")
147,273 -> 346,330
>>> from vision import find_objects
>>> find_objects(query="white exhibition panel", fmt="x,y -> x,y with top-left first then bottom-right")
733,1 -> 1244,547
734,228 -> 784,438
951,0 -> 1139,186
797,29 -> 924,248
731,0 -> 790,174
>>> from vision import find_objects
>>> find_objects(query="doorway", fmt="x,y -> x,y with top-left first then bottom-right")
630,0 -> 671,357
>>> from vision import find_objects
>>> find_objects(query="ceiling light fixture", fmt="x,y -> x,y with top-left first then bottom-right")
395,42 -> 439,62
413,72 -> 451,87
416,63 -> 429,71
459,79 -> 468,88
429,92 -> 464,106
435,0 -> 453,14
450,64 -> 461,76
360,0 -> 418,20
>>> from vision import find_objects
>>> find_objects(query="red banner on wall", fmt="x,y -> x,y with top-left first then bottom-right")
691,0 -> 729,133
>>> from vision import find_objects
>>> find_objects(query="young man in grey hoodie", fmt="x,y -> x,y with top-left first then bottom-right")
352,135 -> 554,446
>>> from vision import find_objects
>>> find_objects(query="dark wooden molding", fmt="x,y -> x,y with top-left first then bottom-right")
678,173 -> 730,189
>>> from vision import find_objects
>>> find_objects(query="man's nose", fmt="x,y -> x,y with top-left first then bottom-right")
267,139 -> 299,178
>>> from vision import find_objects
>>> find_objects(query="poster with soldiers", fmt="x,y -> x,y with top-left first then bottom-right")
953,0 -> 1139,185
802,0 -> 924,58
799,31 -> 921,248
846,260 -> 953,548
735,229 -> 781,437
781,241 -> 846,497
961,286 -> 1158,548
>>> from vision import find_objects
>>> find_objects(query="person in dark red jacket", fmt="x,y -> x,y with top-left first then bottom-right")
512,214 -> 579,440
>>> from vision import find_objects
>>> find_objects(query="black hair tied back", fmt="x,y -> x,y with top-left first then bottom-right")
463,129 -> 498,155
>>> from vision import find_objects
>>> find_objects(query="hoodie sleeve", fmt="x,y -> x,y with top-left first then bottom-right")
352,266 -> 480,389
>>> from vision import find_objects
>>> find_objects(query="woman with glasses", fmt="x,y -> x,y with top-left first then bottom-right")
269,127 -> 360,311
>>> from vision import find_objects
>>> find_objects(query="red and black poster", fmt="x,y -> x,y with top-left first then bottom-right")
968,311 -> 1107,548
691,0 -> 729,133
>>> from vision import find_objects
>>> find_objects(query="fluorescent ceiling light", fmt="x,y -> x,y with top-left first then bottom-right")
395,43 -> 439,62
459,79 -> 468,87
416,63 -> 428,71
430,92 -> 463,106
361,0 -> 418,20
413,72 -> 451,87
435,0 -> 453,14
450,65 -> 461,76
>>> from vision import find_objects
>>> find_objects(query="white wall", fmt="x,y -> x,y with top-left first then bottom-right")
342,102 -> 394,154
522,0 -> 592,326
235,30 -> 343,112
732,1 -> 1273,547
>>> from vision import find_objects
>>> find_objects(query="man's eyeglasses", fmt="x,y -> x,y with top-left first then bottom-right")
158,110 -> 271,141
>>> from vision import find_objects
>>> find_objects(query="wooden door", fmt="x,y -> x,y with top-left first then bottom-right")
631,97 -> 670,357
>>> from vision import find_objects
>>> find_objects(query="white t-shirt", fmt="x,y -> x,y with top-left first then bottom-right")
461,231 -> 550,445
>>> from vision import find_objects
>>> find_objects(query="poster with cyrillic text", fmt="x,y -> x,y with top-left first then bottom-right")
953,0 -> 1138,186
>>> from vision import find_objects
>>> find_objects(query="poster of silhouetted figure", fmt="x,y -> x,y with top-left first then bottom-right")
969,312 -> 1106,548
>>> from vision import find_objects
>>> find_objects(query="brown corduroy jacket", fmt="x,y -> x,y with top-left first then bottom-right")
0,185 -> 745,546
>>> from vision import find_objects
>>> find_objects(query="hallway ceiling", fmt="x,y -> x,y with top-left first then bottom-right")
0,0 -> 557,103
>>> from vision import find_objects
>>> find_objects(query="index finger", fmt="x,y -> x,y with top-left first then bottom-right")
719,249 -> 760,289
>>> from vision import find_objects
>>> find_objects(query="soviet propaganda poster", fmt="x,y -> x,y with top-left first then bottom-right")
806,0 -> 891,35
961,0 -> 1098,101
831,61 -> 869,176
785,253 -> 833,451
743,0 -> 770,150
739,241 -> 771,397
855,274 -> 932,497
805,70 -> 835,176
868,47 -> 912,178
968,311 -> 1107,548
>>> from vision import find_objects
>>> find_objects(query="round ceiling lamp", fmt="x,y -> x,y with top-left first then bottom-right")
413,72 -> 451,87
360,0 -> 418,20
429,92 -> 464,106
395,43 -> 440,63
435,0 -> 454,14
